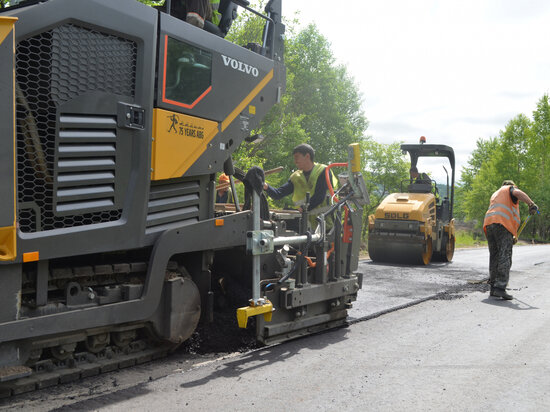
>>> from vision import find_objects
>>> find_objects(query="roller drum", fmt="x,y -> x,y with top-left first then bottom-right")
368,233 -> 433,265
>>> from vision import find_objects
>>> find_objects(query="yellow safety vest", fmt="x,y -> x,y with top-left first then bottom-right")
211,0 -> 221,25
290,163 -> 337,228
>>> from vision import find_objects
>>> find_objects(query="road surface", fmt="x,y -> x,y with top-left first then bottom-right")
2,245 -> 550,411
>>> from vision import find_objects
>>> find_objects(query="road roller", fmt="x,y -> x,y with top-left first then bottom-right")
368,143 -> 455,265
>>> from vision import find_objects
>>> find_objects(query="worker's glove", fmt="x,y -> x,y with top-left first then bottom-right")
528,202 -> 538,215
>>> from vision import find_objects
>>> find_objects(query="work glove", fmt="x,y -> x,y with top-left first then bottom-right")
528,202 -> 538,215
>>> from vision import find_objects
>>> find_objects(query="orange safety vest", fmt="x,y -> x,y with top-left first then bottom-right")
483,186 -> 521,236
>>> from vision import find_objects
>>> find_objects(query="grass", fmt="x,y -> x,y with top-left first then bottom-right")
455,229 -> 487,248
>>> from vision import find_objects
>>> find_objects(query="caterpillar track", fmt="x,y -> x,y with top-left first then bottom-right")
0,331 -> 171,398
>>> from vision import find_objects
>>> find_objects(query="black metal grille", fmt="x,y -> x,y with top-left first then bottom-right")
16,24 -> 137,232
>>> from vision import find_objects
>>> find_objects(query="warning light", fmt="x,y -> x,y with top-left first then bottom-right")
419,136 -> 426,144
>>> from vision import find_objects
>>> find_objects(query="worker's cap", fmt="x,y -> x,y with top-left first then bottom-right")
502,180 -> 516,187
218,173 -> 230,183
410,166 -> 418,173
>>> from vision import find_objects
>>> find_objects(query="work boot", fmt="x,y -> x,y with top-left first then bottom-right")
491,287 -> 513,300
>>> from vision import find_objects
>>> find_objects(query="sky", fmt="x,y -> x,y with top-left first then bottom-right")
282,0 -> 550,183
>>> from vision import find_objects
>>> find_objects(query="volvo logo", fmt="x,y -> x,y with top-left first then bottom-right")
222,55 -> 259,77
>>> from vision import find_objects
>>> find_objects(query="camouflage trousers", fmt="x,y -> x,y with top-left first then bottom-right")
486,223 -> 514,290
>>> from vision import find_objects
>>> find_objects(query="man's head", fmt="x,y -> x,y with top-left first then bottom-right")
218,173 -> 229,193
502,180 -> 516,187
409,166 -> 419,179
292,144 -> 315,172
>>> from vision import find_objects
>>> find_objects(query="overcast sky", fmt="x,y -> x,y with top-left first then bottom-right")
282,0 -> 550,182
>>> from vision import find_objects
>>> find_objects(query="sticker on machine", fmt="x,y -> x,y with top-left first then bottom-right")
166,113 -> 205,139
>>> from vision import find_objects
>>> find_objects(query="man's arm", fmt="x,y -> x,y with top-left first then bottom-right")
265,180 -> 294,200
510,187 -> 534,206
510,187 -> 538,215
420,173 -> 431,183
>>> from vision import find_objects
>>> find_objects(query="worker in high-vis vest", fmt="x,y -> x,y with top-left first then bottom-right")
483,180 -> 538,300
263,143 -> 337,229
410,166 -> 440,203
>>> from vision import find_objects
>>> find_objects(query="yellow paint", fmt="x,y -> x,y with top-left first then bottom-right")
0,226 -> 16,261
23,251 -> 40,263
151,109 -> 219,180
348,143 -> 361,173
374,192 -> 436,223
368,214 -> 375,230
0,17 -> 17,46
445,218 -> 455,237
248,105 -> 256,115
221,69 -> 273,132
0,17 -> 17,261
236,300 -> 273,328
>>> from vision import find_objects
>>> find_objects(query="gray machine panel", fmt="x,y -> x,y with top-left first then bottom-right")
7,0 -> 157,261
158,12 -> 277,122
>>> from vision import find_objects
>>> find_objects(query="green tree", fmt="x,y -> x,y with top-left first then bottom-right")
458,97 -> 550,240
455,138 -> 498,220
462,116 -> 532,226
285,24 -> 368,163
528,94 -> 550,238
459,138 -> 498,192
136,0 -> 165,6
230,14 -> 369,210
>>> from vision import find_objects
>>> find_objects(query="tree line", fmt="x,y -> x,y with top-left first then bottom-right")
455,95 -> 550,240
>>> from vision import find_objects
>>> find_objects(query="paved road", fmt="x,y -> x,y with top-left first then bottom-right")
350,244 -> 549,320
3,245 -> 550,411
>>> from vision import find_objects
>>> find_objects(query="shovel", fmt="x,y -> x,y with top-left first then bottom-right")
514,210 -> 540,244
